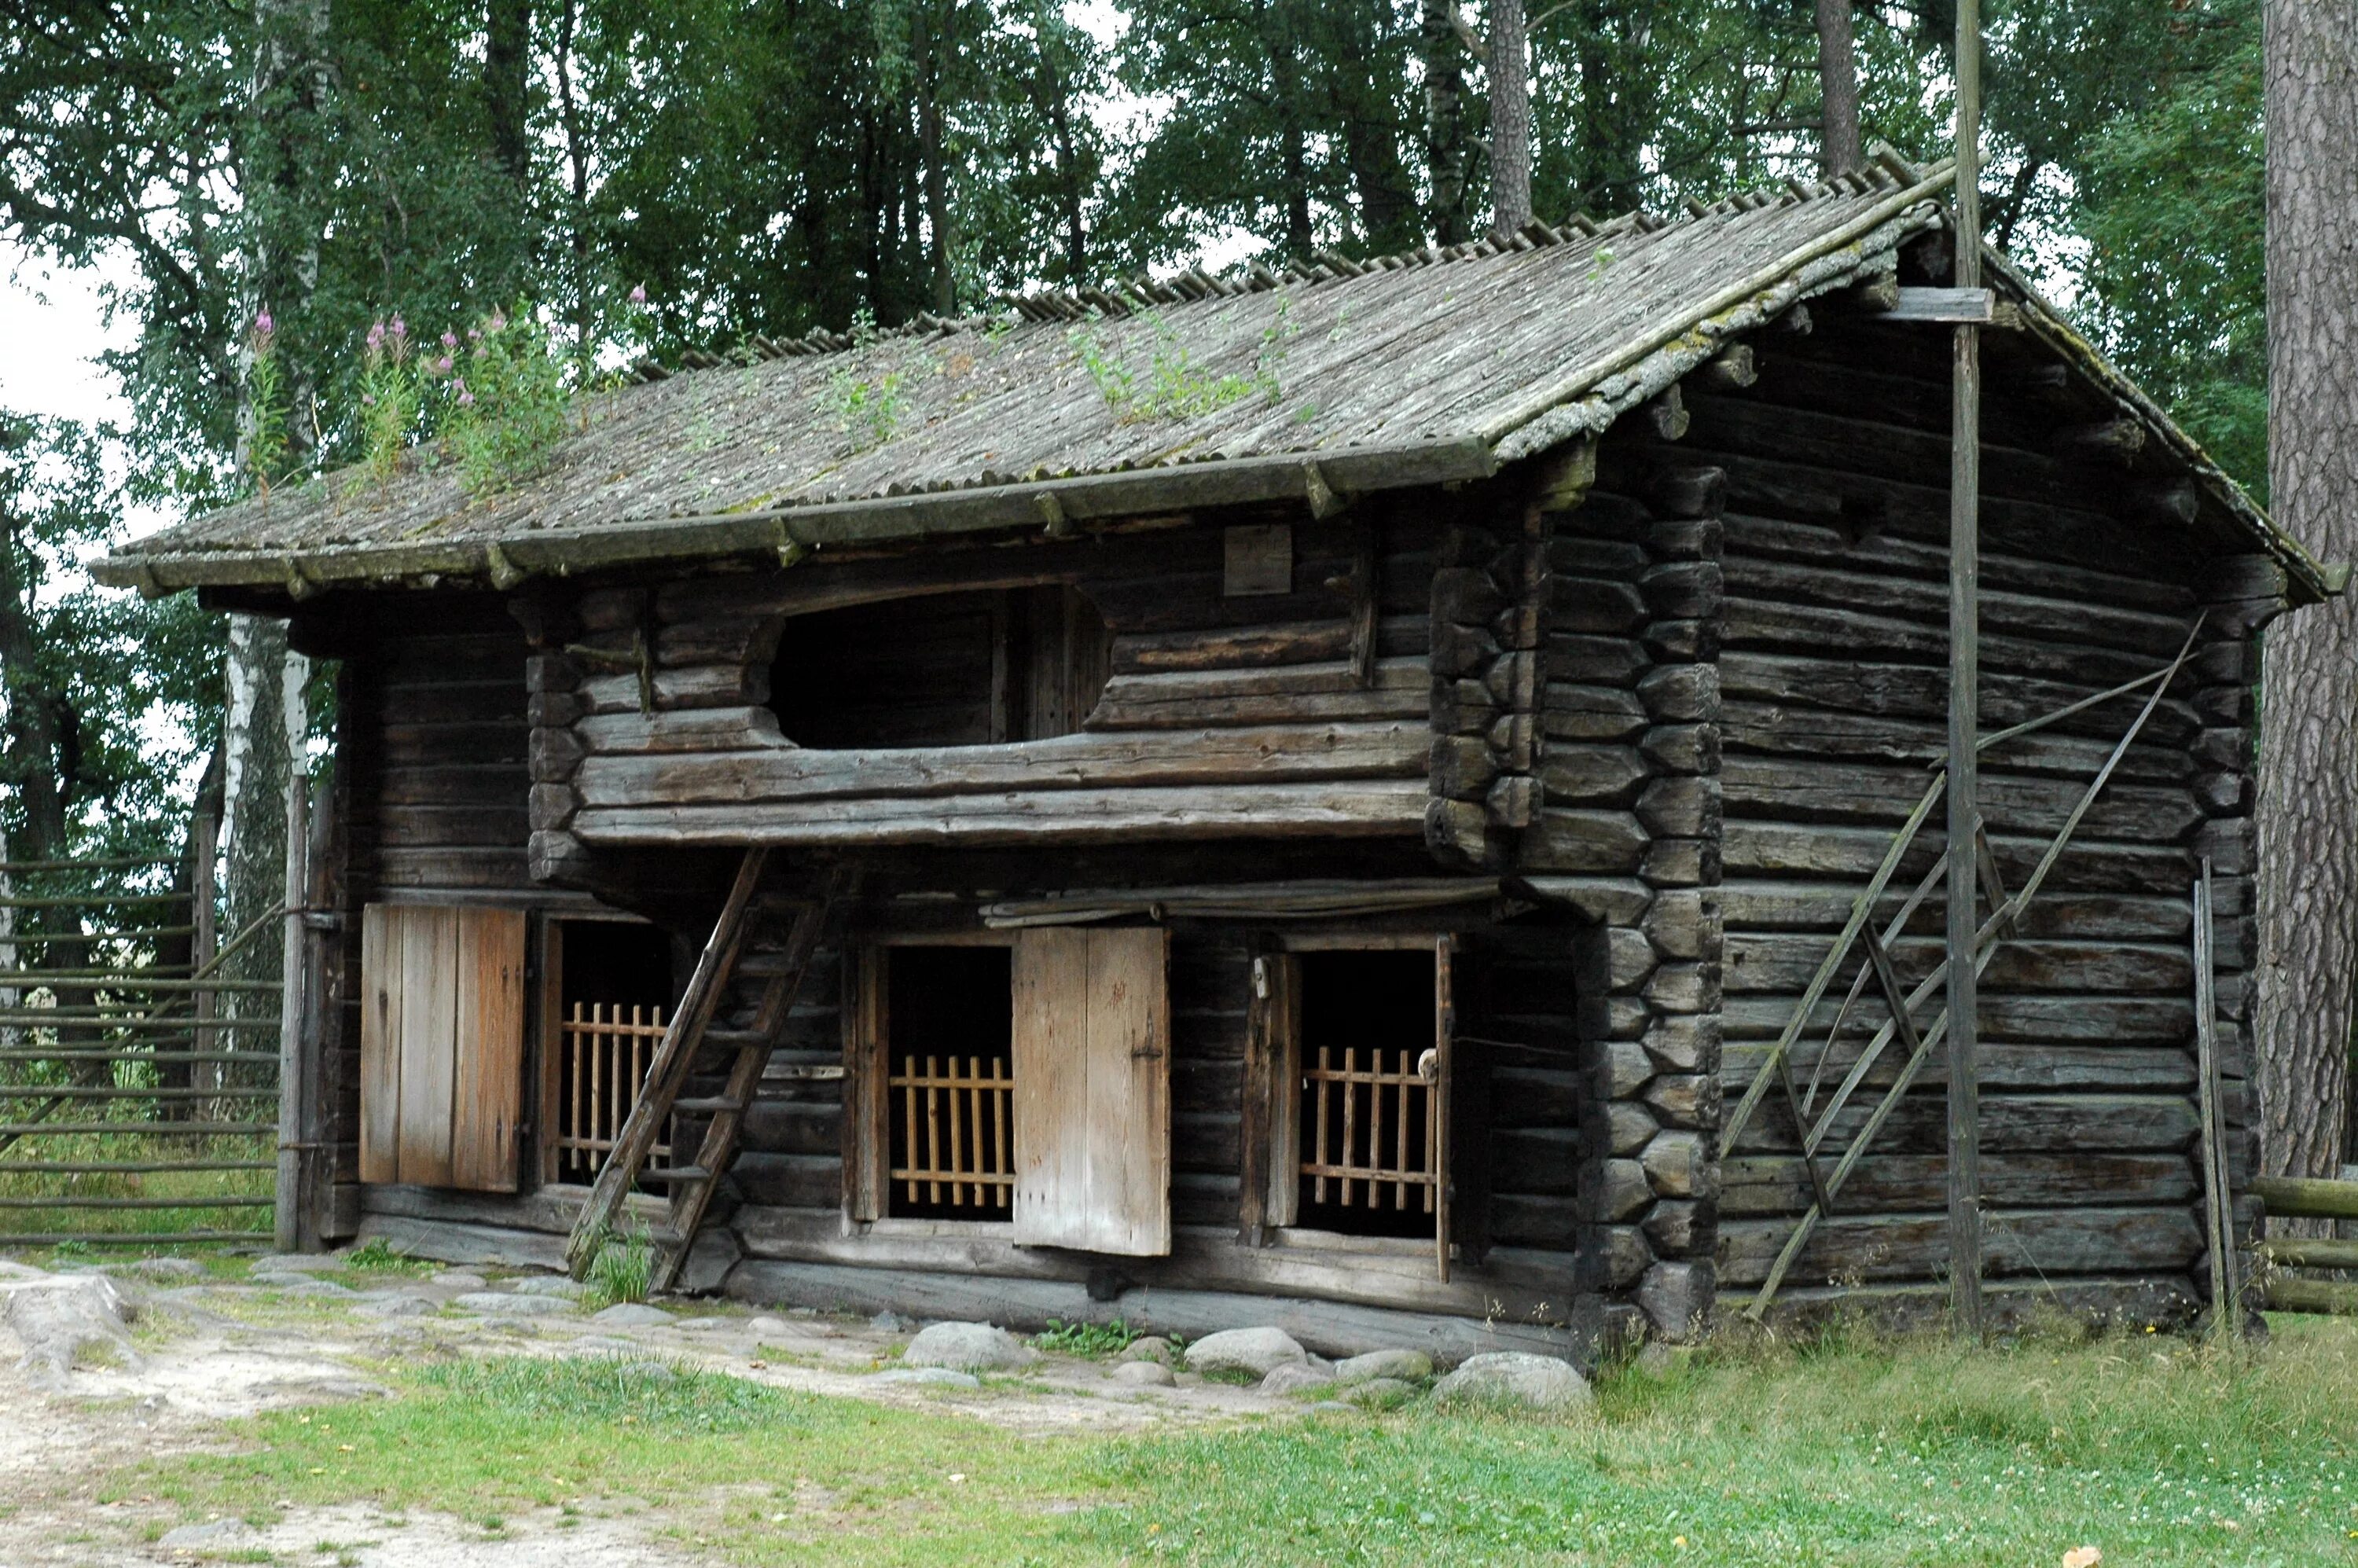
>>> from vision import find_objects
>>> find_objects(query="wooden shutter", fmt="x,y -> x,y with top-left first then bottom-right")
1012,927 -> 1170,1255
358,903 -> 528,1192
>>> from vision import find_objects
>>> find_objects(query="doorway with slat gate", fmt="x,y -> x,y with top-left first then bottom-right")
539,916 -> 680,1191
0,847 -> 279,1248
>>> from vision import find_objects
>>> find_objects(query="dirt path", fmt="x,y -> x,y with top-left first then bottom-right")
0,1255 -> 1284,1566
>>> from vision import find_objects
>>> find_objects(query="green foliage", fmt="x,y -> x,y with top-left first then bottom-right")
2074,0 -> 2267,498
343,1237 -> 424,1273
822,367 -> 909,450
1029,1318 -> 1140,1357
584,1223 -> 653,1309
242,314 -> 290,494
438,305 -> 577,497
415,1356 -> 790,1434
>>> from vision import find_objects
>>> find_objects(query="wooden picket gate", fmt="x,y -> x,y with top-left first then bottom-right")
0,845 -> 282,1247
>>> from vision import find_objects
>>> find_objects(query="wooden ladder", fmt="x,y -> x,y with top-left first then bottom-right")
564,850 -> 844,1287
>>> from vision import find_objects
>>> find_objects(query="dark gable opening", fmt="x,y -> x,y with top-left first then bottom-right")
770,584 -> 1111,749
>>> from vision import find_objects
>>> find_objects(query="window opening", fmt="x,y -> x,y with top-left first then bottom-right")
771,584 -> 1110,749
885,946 -> 1016,1219
545,919 -> 676,1187
1295,949 -> 1441,1239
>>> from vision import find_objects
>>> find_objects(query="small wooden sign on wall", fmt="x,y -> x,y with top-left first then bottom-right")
1223,523 -> 1293,597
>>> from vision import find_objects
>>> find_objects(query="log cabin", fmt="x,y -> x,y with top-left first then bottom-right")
96,152 -> 2335,1359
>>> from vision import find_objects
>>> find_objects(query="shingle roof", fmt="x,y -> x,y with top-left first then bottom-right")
94,154 -> 2327,603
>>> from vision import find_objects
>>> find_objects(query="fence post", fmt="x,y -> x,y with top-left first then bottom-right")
274,770 -> 310,1254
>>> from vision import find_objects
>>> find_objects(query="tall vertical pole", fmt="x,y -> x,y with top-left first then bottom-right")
1946,0 -> 1985,1337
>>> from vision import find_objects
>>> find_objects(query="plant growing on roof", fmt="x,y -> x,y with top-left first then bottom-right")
433,303 -> 576,497
1070,296 -> 1294,422
350,314 -> 423,494
817,313 -> 907,450
243,309 -> 290,494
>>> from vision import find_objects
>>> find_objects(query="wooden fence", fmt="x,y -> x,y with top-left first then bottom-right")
0,843 -> 281,1246
2252,1177 -> 2358,1315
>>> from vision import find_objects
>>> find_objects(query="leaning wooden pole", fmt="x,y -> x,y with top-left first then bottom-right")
1945,0 -> 1986,1338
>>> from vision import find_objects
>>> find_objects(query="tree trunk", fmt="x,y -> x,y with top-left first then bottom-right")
554,0 -> 594,353
241,0 -> 334,472
2254,0 -> 2358,1190
222,617 -> 296,1072
485,0 -> 532,186
1421,0 -> 1469,244
1336,0 -> 1418,253
1265,2 -> 1313,258
1814,0 -> 1861,177
916,1 -> 957,315
1031,17 -> 1088,281
1486,0 -> 1532,233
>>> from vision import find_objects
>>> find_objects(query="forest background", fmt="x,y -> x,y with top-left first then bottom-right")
0,0 -> 2265,953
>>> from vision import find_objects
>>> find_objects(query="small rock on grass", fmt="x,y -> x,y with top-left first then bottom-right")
1183,1327 -> 1306,1379
358,1294 -> 435,1319
744,1316 -> 791,1338
273,1277 -> 359,1298
904,1321 -> 1039,1372
1117,1335 -> 1175,1367
869,1367 -> 979,1389
1334,1349 -> 1431,1385
251,1253 -> 343,1274
159,1519 -> 253,1549
1261,1363 -> 1337,1397
107,1257 -> 207,1283
506,1274 -> 589,1299
452,1291 -> 575,1316
592,1302 -> 673,1327
870,1310 -> 913,1334
6,1275 -> 138,1386
1431,1353 -> 1592,1413
1111,1360 -> 1175,1387
431,1270 -> 487,1289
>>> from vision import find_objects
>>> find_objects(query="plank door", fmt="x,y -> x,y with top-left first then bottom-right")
1012,927 -> 1171,1255
358,902 -> 528,1192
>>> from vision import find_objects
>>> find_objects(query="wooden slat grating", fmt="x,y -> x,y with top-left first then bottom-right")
888,1055 -> 1014,1210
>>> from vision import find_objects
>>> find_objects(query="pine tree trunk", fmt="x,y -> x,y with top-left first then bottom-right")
2254,0 -> 2358,1187
916,2 -> 957,315
1421,0 -> 1468,244
1814,0 -> 1861,177
1486,0 -> 1532,233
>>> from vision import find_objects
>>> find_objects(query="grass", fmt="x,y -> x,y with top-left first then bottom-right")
101,1317 -> 2358,1565
1030,1318 -> 1144,1358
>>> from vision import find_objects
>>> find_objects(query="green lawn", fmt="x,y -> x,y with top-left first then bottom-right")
118,1316 -> 2358,1566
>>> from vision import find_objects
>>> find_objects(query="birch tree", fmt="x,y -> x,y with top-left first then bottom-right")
2253,0 -> 2358,1183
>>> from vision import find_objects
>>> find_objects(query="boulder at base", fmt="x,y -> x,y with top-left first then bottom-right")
1334,1349 -> 1433,1386
1260,1363 -> 1338,1397
1431,1353 -> 1593,1413
902,1321 -> 1039,1372
1183,1326 -> 1308,1379
5,1274 -> 139,1387
1111,1359 -> 1176,1387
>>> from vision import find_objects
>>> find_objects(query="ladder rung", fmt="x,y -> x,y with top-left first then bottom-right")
671,1097 -> 746,1115
767,1063 -> 844,1081
637,1165 -> 711,1184
700,1027 -> 772,1052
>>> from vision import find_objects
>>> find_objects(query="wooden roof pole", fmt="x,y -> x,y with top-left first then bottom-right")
1946,0 -> 1986,1338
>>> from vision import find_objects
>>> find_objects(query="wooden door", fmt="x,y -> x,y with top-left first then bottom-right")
358,903 -> 528,1192
1012,927 -> 1170,1254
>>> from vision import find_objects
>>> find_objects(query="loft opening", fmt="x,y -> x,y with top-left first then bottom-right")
540,916 -> 678,1188
880,945 -> 1016,1221
770,584 -> 1111,749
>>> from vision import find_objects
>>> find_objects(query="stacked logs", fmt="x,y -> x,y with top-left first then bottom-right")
1505,435 -> 1728,1343
1424,487 -> 1556,868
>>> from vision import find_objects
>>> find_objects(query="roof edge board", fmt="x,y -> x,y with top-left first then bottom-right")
91,437 -> 1498,595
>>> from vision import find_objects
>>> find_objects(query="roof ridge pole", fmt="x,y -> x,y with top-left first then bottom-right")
1946,0 -> 1986,1340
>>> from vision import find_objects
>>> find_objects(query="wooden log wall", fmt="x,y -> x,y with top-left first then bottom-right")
1497,439 -> 1727,1344
1652,295 -> 2272,1324
292,593 -> 546,1235
524,505 -> 1451,862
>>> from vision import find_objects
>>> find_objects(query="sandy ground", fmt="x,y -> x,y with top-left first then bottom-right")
0,1254 -> 1289,1566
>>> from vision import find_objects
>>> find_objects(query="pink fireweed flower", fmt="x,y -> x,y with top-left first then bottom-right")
389,314 -> 407,341
435,355 -> 454,374
629,284 -> 647,305
361,393 -> 376,406
488,307 -> 506,332
366,320 -> 385,350
441,330 -> 458,350
255,309 -> 274,336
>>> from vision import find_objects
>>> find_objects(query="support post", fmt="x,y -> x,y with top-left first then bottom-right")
274,768 -> 310,1253
1945,0 -> 1985,1337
